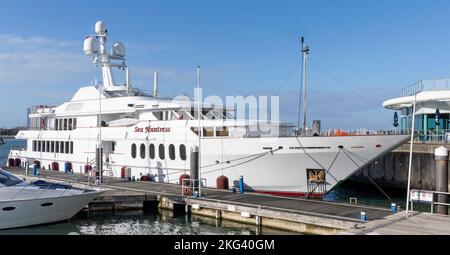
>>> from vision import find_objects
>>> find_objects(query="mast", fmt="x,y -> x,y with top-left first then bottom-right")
196,66 -> 202,196
301,37 -> 310,135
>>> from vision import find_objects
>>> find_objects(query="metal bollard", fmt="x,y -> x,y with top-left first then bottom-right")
360,211 -> 367,222
25,162 -> 30,175
391,203 -> 397,213
239,176 -> 244,194
232,187 -> 237,193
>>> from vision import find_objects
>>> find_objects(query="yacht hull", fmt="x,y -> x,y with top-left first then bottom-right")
0,191 -> 101,230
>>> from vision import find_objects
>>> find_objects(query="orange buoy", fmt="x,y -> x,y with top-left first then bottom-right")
179,173 -> 190,185
216,175 -> 229,190
14,158 -> 21,168
52,162 -> 59,171
8,158 -> 15,167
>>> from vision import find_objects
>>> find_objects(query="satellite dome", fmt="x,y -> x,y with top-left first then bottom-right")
95,21 -> 107,35
83,37 -> 99,55
112,42 -> 126,57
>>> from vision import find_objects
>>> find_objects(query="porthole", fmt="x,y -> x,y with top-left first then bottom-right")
41,202 -> 54,207
2,207 -> 15,211
180,145 -> 187,161
159,144 -> 165,160
169,144 -> 176,160
149,144 -> 155,159
131,143 -> 137,159
140,144 -> 146,159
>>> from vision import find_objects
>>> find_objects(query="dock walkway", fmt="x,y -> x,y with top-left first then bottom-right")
5,167 -> 395,234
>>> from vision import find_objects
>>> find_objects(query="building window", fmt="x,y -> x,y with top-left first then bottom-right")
131,144 -> 137,159
159,144 -> 165,160
169,144 -> 175,160
180,145 -> 187,161
140,144 -> 146,159
149,144 -> 155,159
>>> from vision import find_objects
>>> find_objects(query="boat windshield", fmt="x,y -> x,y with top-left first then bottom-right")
0,170 -> 24,186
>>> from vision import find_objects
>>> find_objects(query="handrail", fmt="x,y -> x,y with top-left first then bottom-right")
410,189 -> 450,214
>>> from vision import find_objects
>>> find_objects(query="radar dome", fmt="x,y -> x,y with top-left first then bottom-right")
95,21 -> 107,35
83,37 -> 99,55
112,42 -> 126,57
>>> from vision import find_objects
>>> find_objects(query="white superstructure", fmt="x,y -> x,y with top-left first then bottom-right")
8,21 -> 409,197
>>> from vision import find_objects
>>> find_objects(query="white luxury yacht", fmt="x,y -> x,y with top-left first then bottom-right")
8,21 -> 409,197
0,168 -> 101,229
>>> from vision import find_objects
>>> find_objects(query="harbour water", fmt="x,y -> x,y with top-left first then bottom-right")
0,138 -> 411,235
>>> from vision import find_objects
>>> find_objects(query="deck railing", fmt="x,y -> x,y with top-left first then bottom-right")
401,79 -> 450,97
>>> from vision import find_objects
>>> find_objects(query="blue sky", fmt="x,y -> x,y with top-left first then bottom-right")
1,0 -> 450,129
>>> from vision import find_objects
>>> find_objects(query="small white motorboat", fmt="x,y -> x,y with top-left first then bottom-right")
0,168 -> 102,230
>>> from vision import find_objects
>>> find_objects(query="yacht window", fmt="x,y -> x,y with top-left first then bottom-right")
159,144 -> 165,160
37,141 -> 41,152
131,144 -> 137,159
55,141 -> 59,153
63,119 -> 68,130
73,118 -> 77,129
42,141 -> 46,152
203,127 -> 214,137
68,118 -> 73,130
55,119 -> 59,130
149,144 -> 155,159
32,141 -> 36,151
179,145 -> 187,161
153,112 -> 163,121
191,127 -> 200,136
47,141 -> 50,152
0,170 -> 23,186
216,127 -> 229,137
60,141 -> 64,154
70,142 -> 74,154
169,144 -> 175,160
112,142 -> 116,152
140,144 -> 146,159
51,141 -> 55,153
65,142 -> 69,154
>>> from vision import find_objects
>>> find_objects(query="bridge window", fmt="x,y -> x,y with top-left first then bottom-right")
169,144 -> 175,160
216,127 -> 229,137
159,144 -> 165,160
140,144 -> 146,159
179,145 -> 187,161
131,143 -> 137,159
149,144 -> 155,159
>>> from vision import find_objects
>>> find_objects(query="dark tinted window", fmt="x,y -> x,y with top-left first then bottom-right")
140,144 -> 146,159
180,145 -> 187,161
131,144 -> 137,159
149,144 -> 155,159
169,144 -> 175,160
159,144 -> 165,160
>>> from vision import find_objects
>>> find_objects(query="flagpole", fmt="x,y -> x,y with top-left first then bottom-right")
405,94 -> 417,216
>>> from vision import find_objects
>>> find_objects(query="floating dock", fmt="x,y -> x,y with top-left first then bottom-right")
4,166 -> 449,235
